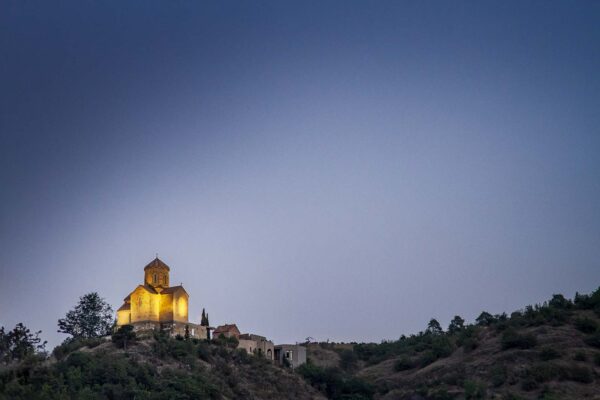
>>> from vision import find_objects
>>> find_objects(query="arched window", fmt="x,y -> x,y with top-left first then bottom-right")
153,274 -> 157,283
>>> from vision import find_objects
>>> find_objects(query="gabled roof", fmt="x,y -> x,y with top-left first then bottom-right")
160,285 -> 187,295
129,284 -> 158,295
117,303 -> 131,312
144,257 -> 170,271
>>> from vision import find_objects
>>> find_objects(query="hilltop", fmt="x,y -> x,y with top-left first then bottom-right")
0,332 -> 324,400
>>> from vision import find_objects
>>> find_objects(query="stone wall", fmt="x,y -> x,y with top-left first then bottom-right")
129,321 -> 207,340
130,287 -> 160,323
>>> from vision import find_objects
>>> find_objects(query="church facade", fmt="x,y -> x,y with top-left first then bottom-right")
116,257 -> 207,339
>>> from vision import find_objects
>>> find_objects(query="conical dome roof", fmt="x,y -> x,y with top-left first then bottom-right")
143,257 -> 170,271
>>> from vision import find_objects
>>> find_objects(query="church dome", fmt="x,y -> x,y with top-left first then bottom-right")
144,257 -> 170,271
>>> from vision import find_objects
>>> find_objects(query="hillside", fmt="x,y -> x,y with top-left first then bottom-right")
0,332 -> 324,400
301,289 -> 600,400
2,288 -> 600,400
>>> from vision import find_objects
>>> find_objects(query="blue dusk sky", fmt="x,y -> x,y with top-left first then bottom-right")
1,1 -> 599,349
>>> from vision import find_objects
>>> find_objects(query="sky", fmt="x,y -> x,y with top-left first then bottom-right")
1,1 -> 599,350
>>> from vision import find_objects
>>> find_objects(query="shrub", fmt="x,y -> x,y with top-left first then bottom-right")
338,349 -> 358,372
584,332 -> 600,348
539,347 -> 560,361
419,350 -> 437,367
197,342 -> 211,362
521,378 -> 538,391
457,326 -> 480,352
574,317 -> 598,334
490,364 -> 507,387
559,364 -> 593,383
52,337 -> 103,360
394,356 -> 414,371
527,362 -> 559,382
464,379 -> 486,399
296,363 -> 374,400
111,325 -> 136,349
431,336 -> 454,358
501,329 -> 537,350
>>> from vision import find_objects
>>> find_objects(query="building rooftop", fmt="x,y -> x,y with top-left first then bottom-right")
143,257 -> 171,271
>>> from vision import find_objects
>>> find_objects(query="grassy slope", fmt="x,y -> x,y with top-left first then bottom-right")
305,308 -> 600,399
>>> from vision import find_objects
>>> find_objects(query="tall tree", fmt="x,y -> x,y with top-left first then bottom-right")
475,311 -> 496,326
447,315 -> 465,334
58,292 -> 114,338
206,312 -> 211,340
0,327 -> 8,362
0,323 -> 46,363
426,318 -> 443,335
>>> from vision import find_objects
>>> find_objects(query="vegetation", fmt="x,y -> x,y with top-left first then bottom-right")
0,323 -> 46,364
111,325 -> 137,350
3,287 -> 600,399
296,361 -> 374,400
501,328 -> 537,350
303,286 -> 600,399
1,332 -> 317,400
57,292 -> 114,339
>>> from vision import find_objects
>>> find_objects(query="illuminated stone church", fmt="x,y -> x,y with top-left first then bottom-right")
116,257 -> 207,339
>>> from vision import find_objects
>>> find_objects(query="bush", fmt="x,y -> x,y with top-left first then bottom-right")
464,379 -> 486,399
419,351 -> 437,367
559,364 -> 593,383
111,325 -> 136,349
197,342 -> 211,362
457,326 -> 480,352
394,356 -> 414,371
490,364 -> 507,387
338,349 -> 358,372
431,336 -> 454,358
521,378 -> 538,391
296,363 -> 374,400
52,337 -> 103,360
574,317 -> 598,334
539,347 -> 560,361
501,329 -> 537,350
584,332 -> 600,348
527,362 -> 559,382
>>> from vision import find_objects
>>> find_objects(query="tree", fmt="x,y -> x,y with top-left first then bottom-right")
0,323 -> 46,363
200,308 -> 208,326
58,292 -> 113,339
426,318 -> 443,335
549,294 -> 571,309
111,325 -> 136,351
476,311 -> 495,326
0,327 -> 8,362
448,315 -> 465,334
205,312 -> 211,340
184,325 -> 190,340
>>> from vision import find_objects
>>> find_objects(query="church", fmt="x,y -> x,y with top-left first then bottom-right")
116,257 -> 208,339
